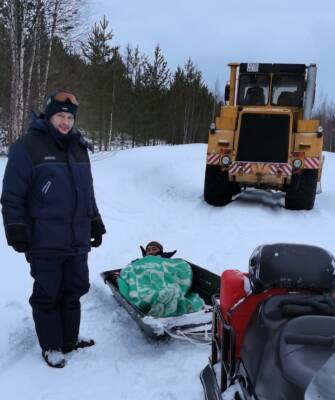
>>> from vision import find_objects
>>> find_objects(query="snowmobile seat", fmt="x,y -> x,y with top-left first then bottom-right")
279,315 -> 335,390
240,295 -> 335,400
240,294 -> 309,385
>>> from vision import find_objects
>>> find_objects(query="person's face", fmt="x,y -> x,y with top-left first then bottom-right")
146,245 -> 161,256
50,112 -> 75,135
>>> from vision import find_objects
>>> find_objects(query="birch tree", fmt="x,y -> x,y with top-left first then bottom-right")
24,0 -> 43,123
1,0 -> 86,144
2,0 -> 31,143
38,0 -> 87,108
38,0 -> 60,108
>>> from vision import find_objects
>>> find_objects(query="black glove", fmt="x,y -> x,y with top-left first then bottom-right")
91,218 -> 106,248
5,223 -> 30,253
91,235 -> 102,247
13,242 -> 29,252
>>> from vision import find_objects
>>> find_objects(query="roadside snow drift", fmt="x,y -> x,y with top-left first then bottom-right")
1,144 -> 334,400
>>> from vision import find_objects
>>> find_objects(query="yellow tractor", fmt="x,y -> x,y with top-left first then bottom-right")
204,63 -> 323,210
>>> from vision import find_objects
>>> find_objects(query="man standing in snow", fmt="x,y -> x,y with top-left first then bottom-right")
1,91 -> 106,368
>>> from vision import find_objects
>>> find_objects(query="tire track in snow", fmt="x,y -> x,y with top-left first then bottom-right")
0,321 -> 36,376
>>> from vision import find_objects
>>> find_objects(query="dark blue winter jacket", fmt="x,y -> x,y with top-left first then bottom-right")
1,114 -> 101,256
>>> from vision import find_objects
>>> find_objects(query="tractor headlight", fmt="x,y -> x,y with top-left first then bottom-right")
317,125 -> 323,138
293,159 -> 302,169
210,122 -> 216,134
221,155 -> 231,166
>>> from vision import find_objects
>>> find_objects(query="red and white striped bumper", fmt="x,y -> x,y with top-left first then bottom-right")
228,161 -> 293,176
304,157 -> 320,169
229,161 -> 253,174
206,154 -> 321,174
206,153 -> 221,165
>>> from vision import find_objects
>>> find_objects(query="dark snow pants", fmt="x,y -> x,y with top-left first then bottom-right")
29,254 -> 90,351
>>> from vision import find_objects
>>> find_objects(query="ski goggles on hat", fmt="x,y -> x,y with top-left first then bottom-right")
53,91 -> 79,106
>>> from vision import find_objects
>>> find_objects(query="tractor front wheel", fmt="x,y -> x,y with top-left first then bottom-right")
204,165 -> 236,206
285,169 -> 318,210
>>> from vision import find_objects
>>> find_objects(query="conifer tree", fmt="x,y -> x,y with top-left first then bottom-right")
0,10 -> 217,150
81,15 -> 125,150
141,45 -> 170,143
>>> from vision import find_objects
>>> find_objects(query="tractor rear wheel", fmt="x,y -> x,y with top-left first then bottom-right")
204,165 -> 236,206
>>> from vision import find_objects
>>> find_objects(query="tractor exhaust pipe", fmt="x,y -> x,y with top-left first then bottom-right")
303,64 -> 317,120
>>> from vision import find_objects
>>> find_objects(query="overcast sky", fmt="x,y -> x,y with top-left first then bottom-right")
90,0 -> 335,102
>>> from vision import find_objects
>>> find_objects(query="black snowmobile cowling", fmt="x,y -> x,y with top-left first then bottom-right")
200,243 -> 335,400
101,262 -> 220,340
249,243 -> 335,293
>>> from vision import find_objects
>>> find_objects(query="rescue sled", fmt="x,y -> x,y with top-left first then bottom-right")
101,262 -> 220,340
200,243 -> 335,400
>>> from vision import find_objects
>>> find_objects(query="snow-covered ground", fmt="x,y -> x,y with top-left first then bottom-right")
1,144 -> 335,399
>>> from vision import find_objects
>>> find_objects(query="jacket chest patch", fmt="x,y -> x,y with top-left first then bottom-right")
44,156 -> 57,161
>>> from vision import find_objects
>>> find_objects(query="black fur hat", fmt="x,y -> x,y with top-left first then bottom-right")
140,241 -> 177,258
146,241 -> 163,253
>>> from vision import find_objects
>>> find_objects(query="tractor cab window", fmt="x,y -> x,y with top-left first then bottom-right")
238,74 -> 270,106
271,74 -> 304,106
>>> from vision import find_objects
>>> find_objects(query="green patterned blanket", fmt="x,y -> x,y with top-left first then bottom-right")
117,256 -> 205,318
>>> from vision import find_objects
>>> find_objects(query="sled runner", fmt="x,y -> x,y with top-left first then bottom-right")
101,262 -> 220,341
200,243 -> 335,400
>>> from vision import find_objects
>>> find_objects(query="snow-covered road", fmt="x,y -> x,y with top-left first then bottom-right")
1,144 -> 334,399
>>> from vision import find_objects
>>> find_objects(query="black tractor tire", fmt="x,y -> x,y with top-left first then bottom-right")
285,169 -> 318,211
204,165 -> 235,206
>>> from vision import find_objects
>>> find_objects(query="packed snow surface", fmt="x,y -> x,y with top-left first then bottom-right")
1,144 -> 335,399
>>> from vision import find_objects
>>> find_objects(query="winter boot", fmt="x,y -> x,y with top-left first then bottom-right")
42,350 -> 66,368
62,338 -> 95,354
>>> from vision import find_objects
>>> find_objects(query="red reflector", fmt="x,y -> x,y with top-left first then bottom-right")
292,152 -> 304,157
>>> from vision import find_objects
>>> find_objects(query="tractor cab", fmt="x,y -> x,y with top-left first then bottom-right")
236,64 -> 305,108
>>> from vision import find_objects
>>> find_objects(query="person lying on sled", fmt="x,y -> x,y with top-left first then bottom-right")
117,241 -> 204,318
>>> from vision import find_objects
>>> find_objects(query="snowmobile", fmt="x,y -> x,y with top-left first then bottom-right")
101,262 -> 220,341
200,243 -> 335,400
